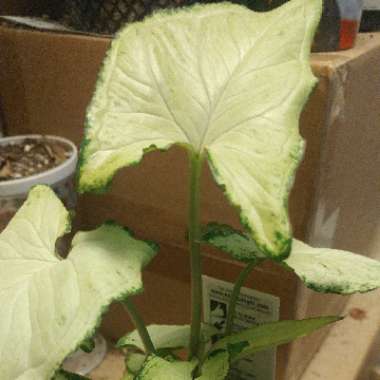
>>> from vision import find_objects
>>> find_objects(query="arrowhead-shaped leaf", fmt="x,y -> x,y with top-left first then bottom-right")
203,223 -> 380,294
78,0 -> 322,258
0,186 -> 157,380
136,356 -> 197,380
211,317 -> 340,363
196,350 -> 229,380
117,324 -> 218,352
285,240 -> 380,294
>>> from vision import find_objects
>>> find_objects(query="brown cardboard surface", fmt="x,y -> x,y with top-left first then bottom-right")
0,23 -> 379,379
286,33 -> 380,380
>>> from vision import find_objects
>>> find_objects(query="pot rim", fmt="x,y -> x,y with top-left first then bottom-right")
0,134 -> 78,197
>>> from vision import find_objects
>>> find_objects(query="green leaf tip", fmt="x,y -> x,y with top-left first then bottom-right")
78,0 -> 322,258
0,186 -> 156,380
211,316 -> 340,362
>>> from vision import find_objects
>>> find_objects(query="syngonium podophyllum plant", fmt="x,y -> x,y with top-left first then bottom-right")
1,0 -> 380,379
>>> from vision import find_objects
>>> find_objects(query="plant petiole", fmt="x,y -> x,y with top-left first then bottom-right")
188,152 -> 204,359
123,298 -> 156,354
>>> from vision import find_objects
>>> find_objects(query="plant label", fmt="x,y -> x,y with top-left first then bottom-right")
203,275 -> 280,380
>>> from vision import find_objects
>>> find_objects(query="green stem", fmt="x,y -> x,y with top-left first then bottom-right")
225,261 -> 257,337
123,298 -> 155,354
188,153 -> 203,359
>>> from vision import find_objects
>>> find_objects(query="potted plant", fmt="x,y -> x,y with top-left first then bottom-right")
0,134 -> 77,231
1,0 -> 380,379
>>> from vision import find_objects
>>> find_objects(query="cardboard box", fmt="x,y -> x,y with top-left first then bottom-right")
1,19 -> 380,379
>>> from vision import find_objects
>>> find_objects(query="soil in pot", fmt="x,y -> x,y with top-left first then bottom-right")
0,137 -> 73,181
0,136 -> 77,233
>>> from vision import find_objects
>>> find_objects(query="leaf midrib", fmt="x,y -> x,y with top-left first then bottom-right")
197,5 -> 299,152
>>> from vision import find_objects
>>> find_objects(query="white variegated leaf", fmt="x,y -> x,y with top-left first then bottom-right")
203,223 -> 380,294
285,240 -> 380,294
78,0 -> 322,258
0,186 -> 156,380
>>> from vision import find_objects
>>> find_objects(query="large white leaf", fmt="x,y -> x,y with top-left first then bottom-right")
285,240 -> 380,294
78,0 -> 322,258
117,324 -> 218,352
0,186 -> 157,380
136,356 -> 197,380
